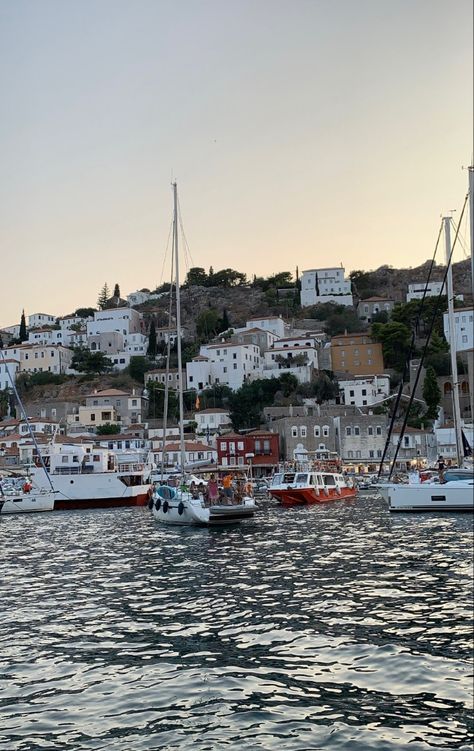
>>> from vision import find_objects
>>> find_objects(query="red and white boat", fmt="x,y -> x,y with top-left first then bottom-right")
29,442 -> 152,511
269,467 -> 357,506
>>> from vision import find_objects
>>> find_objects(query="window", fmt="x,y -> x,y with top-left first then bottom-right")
300,426 -> 307,438
238,441 -> 244,450
377,449 -> 382,458
376,426 -> 382,436
368,426 -> 374,436
346,427 -> 352,436
323,425 -> 329,437
90,413 -> 96,421
291,426 -> 298,437
349,390 -> 354,397
255,440 -> 261,452
361,389 -> 367,396
369,450 -> 374,458
347,450 -> 353,458
314,426 -> 320,437
354,426 -> 360,436
221,442 -> 227,451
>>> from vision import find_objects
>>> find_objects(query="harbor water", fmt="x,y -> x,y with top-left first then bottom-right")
0,494 -> 473,750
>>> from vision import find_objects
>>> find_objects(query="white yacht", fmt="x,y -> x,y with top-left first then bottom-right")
384,468 -> 474,512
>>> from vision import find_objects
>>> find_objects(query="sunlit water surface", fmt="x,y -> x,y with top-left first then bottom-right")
0,494 -> 473,751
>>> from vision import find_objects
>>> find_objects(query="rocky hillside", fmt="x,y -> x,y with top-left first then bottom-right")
351,258 -> 472,303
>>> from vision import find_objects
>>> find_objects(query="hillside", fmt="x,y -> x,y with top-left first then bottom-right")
351,258 -> 471,303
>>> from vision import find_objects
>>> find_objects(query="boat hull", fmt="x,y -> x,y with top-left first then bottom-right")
388,483 -> 474,512
0,492 -> 56,514
30,467 -> 151,510
270,486 -> 357,506
152,490 -> 256,526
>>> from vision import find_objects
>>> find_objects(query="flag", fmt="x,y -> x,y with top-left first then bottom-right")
195,395 -> 200,410
461,430 -> 472,457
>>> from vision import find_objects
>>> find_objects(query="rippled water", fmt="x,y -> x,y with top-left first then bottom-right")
0,494 -> 473,751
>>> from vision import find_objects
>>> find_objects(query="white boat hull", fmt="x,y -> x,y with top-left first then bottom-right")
30,468 -> 150,510
387,482 -> 474,512
0,491 -> 56,514
151,488 -> 256,526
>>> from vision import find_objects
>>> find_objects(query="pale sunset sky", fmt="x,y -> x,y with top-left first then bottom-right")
0,0 -> 472,327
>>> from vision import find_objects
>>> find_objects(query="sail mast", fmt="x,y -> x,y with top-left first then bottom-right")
172,182 -> 186,475
469,165 -> 474,301
443,216 -> 464,466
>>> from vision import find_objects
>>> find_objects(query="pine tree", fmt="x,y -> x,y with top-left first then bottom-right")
97,283 -> 110,310
19,310 -> 27,342
147,319 -> 157,359
113,283 -> 120,298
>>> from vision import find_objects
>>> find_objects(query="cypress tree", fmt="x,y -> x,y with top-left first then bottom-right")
113,283 -> 120,298
19,310 -> 27,342
147,319 -> 157,359
423,366 -> 442,420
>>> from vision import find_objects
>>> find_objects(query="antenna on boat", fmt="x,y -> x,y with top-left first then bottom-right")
172,182 -> 187,477
443,217 -> 464,467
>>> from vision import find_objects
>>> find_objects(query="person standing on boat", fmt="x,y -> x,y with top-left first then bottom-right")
437,456 -> 446,484
223,472 -> 234,502
207,473 -> 219,504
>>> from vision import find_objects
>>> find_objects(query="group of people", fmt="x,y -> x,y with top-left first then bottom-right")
188,473 -> 252,505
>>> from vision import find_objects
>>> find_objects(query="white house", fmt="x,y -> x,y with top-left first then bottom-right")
87,307 -> 142,337
0,358 -> 20,390
339,375 -> 390,408
153,440 -> 217,468
2,324 -> 21,338
263,337 -> 319,383
443,307 -> 474,352
28,328 -> 64,346
245,316 -> 287,339
300,267 -> 353,307
194,408 -> 231,439
28,313 -> 57,329
435,423 -> 473,463
406,281 -> 446,302
187,343 -> 262,392
6,344 -> 74,375
59,314 -> 93,331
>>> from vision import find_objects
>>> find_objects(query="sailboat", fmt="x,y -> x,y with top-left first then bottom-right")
151,183 -> 257,525
0,349 -> 56,514
385,166 -> 474,512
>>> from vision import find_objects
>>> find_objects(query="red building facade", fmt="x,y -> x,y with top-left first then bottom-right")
216,430 -> 280,477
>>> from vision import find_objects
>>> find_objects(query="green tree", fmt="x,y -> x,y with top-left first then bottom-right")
422,366 -> 441,420
128,356 -> 149,383
312,372 -> 340,404
211,268 -> 247,287
325,310 -> 365,337
97,283 -> 110,310
220,309 -> 230,331
75,307 -> 96,318
19,310 -> 27,342
147,320 -> 157,359
185,267 -> 208,286
372,321 -> 412,372
70,348 -> 113,374
96,423 -> 121,435
196,309 -> 221,338
147,381 -> 178,420
113,283 -> 120,297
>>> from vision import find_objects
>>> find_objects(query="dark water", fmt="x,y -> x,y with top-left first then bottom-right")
0,494 -> 473,751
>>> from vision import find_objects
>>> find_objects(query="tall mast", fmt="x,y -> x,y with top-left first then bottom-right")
172,182 -> 186,475
444,216 -> 463,466
469,165 -> 474,301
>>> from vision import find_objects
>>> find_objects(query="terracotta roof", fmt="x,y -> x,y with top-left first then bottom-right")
359,296 -> 394,303
86,389 -> 132,397
162,441 -> 216,452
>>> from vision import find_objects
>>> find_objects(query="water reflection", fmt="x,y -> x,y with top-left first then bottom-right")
0,494 -> 472,750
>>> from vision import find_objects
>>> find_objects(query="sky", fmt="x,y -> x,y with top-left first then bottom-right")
0,0 -> 472,327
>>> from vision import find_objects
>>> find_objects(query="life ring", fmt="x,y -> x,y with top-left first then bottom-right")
155,498 -> 161,511
178,501 -> 184,515
162,500 -> 169,513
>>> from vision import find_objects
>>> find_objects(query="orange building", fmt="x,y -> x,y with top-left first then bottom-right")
330,333 -> 384,376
